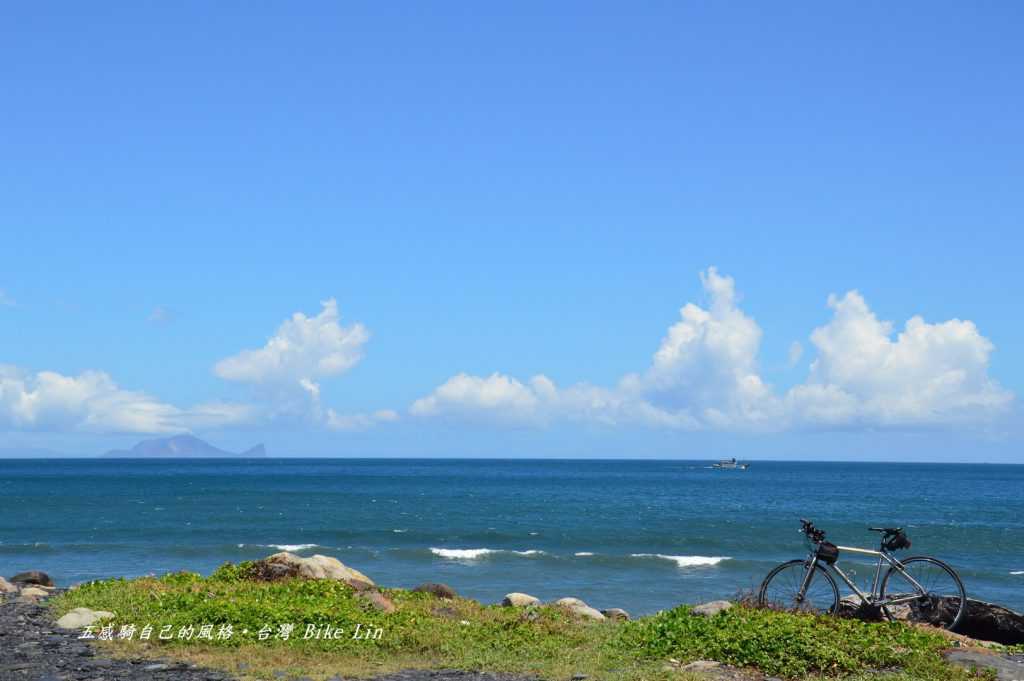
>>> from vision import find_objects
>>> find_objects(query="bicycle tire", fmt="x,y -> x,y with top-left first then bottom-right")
757,559 -> 839,615
879,555 -> 967,631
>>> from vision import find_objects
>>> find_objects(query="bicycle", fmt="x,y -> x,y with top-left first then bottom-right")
757,519 -> 967,631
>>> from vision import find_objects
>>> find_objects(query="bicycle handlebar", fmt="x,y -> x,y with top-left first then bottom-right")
799,518 -> 826,542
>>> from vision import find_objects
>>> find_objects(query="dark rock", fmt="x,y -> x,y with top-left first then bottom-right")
956,599 -> 1024,645
412,582 -> 458,599
249,560 -> 299,581
840,596 -> 1024,645
9,571 -> 54,587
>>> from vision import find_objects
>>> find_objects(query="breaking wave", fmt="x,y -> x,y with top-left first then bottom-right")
630,553 -> 730,567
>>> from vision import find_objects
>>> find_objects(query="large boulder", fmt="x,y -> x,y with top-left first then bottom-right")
956,599 -> 1024,645
554,597 -> 606,621
691,600 -> 733,617
253,553 -> 374,585
0,577 -> 17,594
10,571 -> 53,587
839,595 -> 1024,645
19,586 -> 50,599
502,592 -> 540,607
412,582 -> 458,599
56,608 -> 116,630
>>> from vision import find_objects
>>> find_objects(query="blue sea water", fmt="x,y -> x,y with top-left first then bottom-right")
1,459 -> 1021,614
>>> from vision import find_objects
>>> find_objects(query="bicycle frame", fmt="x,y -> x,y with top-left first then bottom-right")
801,544 -> 929,608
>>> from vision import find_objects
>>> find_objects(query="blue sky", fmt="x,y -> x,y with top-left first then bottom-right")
2,2 -> 1022,460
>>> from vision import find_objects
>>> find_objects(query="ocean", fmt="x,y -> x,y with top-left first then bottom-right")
1,459 -> 1021,614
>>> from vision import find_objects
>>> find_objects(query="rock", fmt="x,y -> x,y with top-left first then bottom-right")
691,600 -> 733,617
412,582 -> 458,599
358,590 -> 396,613
956,599 -> 1024,645
345,577 -> 375,592
840,596 -> 1024,645
554,597 -> 606,621
0,577 -> 17,594
944,650 -> 1024,681
9,571 -> 54,587
502,592 -> 540,607
601,608 -> 631,621
254,552 -> 375,585
249,560 -> 298,581
55,608 -> 116,629
19,587 -> 50,598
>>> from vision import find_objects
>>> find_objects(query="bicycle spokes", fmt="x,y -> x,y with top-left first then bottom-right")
760,562 -> 839,614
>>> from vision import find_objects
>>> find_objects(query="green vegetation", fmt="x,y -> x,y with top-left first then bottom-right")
50,563 -> 990,681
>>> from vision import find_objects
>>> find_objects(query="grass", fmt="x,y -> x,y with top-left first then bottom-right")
49,562 -> 994,681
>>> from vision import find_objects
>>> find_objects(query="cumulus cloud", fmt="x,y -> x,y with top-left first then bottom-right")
411,269 -> 1012,431
213,299 -> 395,431
785,291 -> 1012,427
215,299 -> 368,387
0,365 -> 252,434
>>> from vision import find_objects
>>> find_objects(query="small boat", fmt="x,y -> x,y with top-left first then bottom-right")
711,458 -> 749,470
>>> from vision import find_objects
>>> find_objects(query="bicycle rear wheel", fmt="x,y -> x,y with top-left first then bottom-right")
879,556 -> 967,631
758,559 -> 839,615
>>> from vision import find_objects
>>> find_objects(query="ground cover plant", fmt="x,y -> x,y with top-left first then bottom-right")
50,563 -> 992,681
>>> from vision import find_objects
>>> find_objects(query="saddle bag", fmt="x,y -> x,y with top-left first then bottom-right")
884,531 -> 911,551
816,541 -> 840,564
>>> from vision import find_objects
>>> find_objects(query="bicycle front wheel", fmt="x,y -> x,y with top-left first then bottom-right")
758,559 -> 839,615
879,556 -> 967,631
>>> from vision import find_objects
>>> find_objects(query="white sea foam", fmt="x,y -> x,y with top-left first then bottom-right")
574,552 -> 595,556
1011,571 -> 1024,575
392,529 -> 407,533
631,553 -> 730,567
430,548 -> 496,559
271,543 -> 318,552
429,548 -> 544,560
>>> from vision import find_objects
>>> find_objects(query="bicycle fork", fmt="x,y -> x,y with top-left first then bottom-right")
796,556 -> 819,603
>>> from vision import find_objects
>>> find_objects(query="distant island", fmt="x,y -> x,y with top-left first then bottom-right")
103,434 -> 266,458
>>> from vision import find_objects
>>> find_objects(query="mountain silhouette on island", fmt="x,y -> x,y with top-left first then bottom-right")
103,435 -> 266,458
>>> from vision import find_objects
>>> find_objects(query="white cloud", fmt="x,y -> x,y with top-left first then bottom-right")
411,269 -> 1012,431
214,299 -> 368,386
785,291 -> 1013,426
0,365 -> 252,434
214,299 -> 395,431
410,373 -> 543,422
